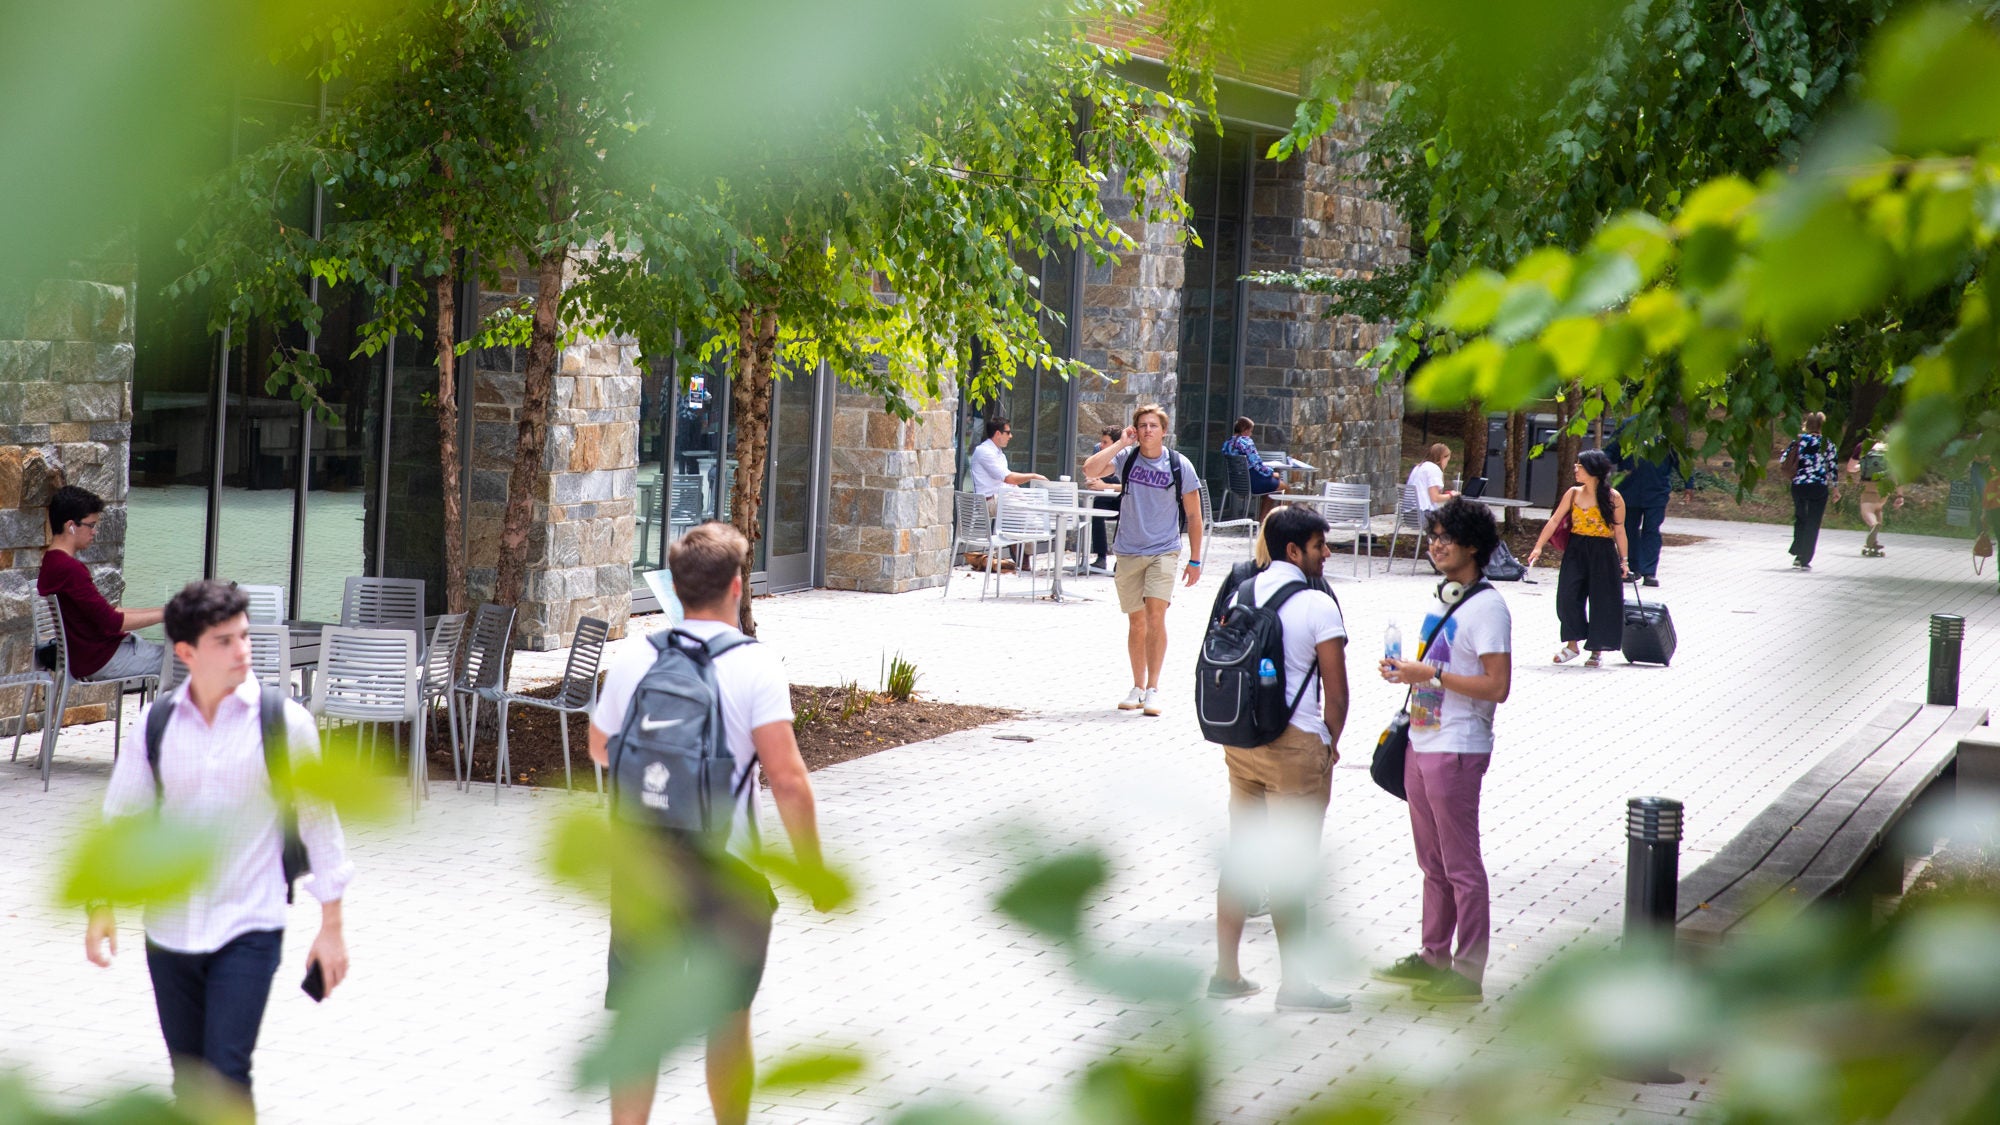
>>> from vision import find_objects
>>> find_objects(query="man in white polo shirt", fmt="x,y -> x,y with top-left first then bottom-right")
966,414 -> 1047,498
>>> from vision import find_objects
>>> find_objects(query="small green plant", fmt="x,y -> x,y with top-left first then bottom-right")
793,701 -> 822,731
881,651 -> 921,703
838,679 -> 872,721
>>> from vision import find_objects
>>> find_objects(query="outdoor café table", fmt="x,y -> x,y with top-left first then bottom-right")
1263,455 -> 1319,489
1015,499 -> 1119,603
285,620 -> 332,698
1471,497 -> 1532,513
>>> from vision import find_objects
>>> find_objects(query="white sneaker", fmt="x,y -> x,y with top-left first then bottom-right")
1142,688 -> 1163,717
1117,687 -> 1146,711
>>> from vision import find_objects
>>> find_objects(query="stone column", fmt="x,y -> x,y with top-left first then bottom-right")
823,382 -> 958,593
0,261 -> 137,732
466,265 -> 640,650
1240,124 -> 1409,500
1074,156 -> 1191,465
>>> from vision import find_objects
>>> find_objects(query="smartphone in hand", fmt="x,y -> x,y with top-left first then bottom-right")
301,959 -> 326,1003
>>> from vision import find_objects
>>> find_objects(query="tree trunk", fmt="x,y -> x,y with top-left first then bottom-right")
1460,401 -> 1488,488
492,249 -> 567,614
434,268 -> 468,614
729,304 -> 779,636
1838,374 -> 1892,462
1555,395 -> 1580,507
1503,410 -> 1525,527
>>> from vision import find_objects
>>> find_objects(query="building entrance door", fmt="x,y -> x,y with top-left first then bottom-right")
760,365 -> 825,592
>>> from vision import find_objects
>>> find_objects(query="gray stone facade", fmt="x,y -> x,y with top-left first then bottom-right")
1238,127 -> 1408,501
1074,159 -> 1191,466
0,260 -> 137,733
467,267 -> 640,650
822,383 -> 958,594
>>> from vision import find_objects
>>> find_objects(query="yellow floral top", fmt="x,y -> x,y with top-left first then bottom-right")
1570,494 -> 1614,537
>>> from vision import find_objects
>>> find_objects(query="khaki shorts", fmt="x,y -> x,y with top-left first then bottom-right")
1224,724 -> 1336,810
1114,552 -> 1180,613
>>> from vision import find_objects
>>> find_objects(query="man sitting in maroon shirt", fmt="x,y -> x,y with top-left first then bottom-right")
37,486 -> 166,681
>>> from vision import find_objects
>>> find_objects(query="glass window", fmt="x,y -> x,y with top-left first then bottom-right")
1175,127 -> 1263,496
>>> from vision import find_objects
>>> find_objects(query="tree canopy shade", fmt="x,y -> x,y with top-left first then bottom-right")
1405,5 -> 2000,486
584,0 -> 1191,632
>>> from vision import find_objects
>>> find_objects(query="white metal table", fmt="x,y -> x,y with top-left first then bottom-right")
1016,501 -> 1120,603
1264,456 -> 1319,489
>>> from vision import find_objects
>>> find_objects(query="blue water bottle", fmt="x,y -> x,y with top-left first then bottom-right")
1258,657 -> 1277,687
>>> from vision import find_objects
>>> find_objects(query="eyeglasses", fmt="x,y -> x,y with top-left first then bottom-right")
998,428 -> 1012,435
77,519 -> 100,531
1426,536 -> 1458,551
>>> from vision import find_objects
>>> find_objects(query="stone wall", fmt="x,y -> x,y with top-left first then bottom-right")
466,266 -> 640,650
1074,156 -> 1191,466
1237,127 -> 1409,502
822,383 -> 957,594
0,260 -> 137,732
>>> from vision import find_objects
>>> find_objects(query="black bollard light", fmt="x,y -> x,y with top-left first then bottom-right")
1611,797 -> 1685,1085
1930,613 -> 1966,706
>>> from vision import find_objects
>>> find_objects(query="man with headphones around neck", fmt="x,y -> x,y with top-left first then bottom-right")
1375,499 -> 1513,1004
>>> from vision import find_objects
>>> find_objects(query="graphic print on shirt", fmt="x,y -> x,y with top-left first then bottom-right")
1127,461 -> 1178,490
1409,610 -> 1454,730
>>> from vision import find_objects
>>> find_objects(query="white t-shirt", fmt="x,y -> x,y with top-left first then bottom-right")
591,617 -> 794,856
1248,561 -> 1347,743
968,438 -> 1011,497
1408,586 -> 1512,755
1408,460 -> 1446,513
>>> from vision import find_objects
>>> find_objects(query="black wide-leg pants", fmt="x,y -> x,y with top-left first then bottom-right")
1556,535 -> 1624,652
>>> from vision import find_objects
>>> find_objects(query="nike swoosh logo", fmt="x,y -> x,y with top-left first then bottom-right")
639,716 -> 684,732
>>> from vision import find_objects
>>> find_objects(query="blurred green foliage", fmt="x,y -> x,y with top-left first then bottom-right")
56,817 -> 219,910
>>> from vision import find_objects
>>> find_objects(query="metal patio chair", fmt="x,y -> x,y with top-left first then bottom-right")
1220,453 -> 1256,523
1317,484 -> 1373,580
3,622 -> 57,787
451,603 -> 516,790
993,491 -> 1059,600
239,583 -> 287,626
479,615 -> 610,799
310,625 -> 424,806
340,577 -> 426,642
1027,478 -> 1086,575
945,490 -> 1012,601
415,613 -> 468,787
36,594 -> 156,775
1383,483 -> 1429,574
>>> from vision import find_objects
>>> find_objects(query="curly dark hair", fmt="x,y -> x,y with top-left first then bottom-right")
163,580 -> 251,645
1424,497 -> 1502,572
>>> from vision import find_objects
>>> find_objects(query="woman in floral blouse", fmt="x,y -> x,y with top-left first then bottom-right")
1784,412 -> 1840,570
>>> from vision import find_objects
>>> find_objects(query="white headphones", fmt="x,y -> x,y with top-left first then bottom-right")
1436,578 -> 1467,606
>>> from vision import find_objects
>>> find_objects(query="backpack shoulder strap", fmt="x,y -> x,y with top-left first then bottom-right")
1261,580 -> 1311,613
1171,453 -> 1187,534
260,685 -> 290,797
145,699 -> 176,801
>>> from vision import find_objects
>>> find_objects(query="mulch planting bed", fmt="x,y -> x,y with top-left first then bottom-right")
429,682 -> 1014,789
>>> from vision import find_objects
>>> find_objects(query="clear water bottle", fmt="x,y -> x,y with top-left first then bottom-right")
1257,657 -> 1277,687
1384,623 -> 1403,661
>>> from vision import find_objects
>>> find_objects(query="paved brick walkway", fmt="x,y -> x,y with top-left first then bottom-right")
5,514 -> 1997,1123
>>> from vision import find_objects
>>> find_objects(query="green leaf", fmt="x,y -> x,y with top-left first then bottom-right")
1490,283 -> 1560,344
290,733 -> 403,823
1432,269 -> 1506,333
1754,192 -> 1894,357
1076,1052 -> 1206,1125
1560,251 -> 1641,316
758,1048 -> 868,1091
1866,7 -> 2000,154
58,816 -> 220,908
1679,225 -> 1738,292
1542,317 -> 1601,378
1590,213 -> 1673,283
1079,952 -> 1205,1004
1628,290 -> 1692,354
1674,176 -> 1758,231
994,848 -> 1108,942
1485,342 -> 1556,410
1409,339 -> 1501,407
1508,247 -> 1575,292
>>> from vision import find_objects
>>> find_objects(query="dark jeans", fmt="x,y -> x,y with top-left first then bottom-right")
1627,499 -> 1667,578
146,929 -> 284,1102
1087,492 -> 1121,561
1791,483 -> 1830,564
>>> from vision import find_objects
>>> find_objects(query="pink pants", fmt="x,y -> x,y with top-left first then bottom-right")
1405,750 -> 1490,981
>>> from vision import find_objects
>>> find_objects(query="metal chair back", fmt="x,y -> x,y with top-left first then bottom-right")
32,595 -> 67,680
1028,478 -> 1080,508
341,577 -> 426,633
311,626 -> 419,723
239,584 -> 287,625
157,645 -> 190,695
421,613 -> 469,693
1386,483 -> 1428,574
1221,453 -> 1254,522
458,603 -> 516,693
557,617 -> 612,709
248,624 -> 292,693
954,490 -> 995,544
994,491 -> 1056,544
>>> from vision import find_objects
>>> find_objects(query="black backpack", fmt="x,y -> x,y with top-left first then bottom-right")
1195,580 -> 1319,747
1483,541 -> 1526,581
145,685 -> 311,903
607,628 -> 758,843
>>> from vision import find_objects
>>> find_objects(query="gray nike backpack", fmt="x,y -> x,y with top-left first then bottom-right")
607,628 -> 757,840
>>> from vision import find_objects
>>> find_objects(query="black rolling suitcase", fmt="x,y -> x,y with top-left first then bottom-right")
1621,578 -> 1676,665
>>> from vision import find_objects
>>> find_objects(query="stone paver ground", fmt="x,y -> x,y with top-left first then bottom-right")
6,514 -> 1998,1123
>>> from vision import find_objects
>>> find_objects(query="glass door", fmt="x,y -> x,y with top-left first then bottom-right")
762,365 -> 823,592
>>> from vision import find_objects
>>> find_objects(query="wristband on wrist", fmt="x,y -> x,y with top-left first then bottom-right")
1187,560 -> 1202,567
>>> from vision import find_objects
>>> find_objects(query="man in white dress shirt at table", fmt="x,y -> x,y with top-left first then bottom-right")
966,414 -> 1048,498
86,579 -> 354,1119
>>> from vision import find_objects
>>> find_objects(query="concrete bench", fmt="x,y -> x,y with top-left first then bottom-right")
1676,701 -> 1989,948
